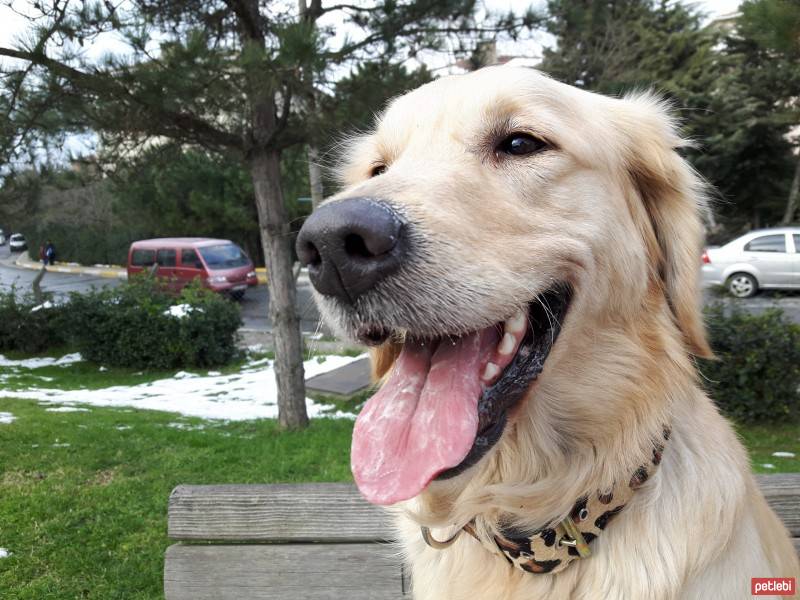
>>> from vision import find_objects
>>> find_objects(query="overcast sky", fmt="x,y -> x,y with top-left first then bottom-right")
0,0 -> 745,59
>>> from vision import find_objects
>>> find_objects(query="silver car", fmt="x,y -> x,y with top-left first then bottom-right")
8,233 -> 27,253
702,227 -> 800,297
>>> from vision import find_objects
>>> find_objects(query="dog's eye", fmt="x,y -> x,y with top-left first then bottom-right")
370,164 -> 387,177
497,133 -> 547,157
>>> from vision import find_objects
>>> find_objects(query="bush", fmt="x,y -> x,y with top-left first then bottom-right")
66,277 -> 242,369
701,304 -> 800,424
0,289 -> 68,353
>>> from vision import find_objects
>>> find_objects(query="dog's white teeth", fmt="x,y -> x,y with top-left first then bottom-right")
505,310 -> 527,335
498,332 -> 516,356
481,362 -> 500,382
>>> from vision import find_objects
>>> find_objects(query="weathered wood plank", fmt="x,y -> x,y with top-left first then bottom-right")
168,483 -> 394,542
163,543 -> 407,600
169,476 -> 800,542
755,474 -> 800,536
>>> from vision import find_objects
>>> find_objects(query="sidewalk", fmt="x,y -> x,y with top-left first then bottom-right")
9,251 -> 127,279
6,251 -> 271,284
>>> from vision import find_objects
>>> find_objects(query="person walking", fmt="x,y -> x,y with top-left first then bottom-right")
44,240 -> 56,266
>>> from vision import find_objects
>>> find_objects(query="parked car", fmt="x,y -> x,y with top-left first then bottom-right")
127,238 -> 258,299
701,227 -> 800,298
8,233 -> 27,253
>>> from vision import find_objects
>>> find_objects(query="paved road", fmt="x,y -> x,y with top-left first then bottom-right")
3,244 -> 800,329
0,245 -> 323,333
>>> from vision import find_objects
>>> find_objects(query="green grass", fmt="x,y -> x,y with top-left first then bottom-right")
0,390 -> 797,598
0,398 -> 354,599
735,423 -> 800,473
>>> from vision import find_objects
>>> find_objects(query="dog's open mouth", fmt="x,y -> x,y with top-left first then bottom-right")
351,285 -> 572,505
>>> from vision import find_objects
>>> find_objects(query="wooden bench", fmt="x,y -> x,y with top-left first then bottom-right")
164,475 -> 800,599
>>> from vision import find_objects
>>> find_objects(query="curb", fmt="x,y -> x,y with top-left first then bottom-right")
12,252 -> 127,280
10,252 -> 275,284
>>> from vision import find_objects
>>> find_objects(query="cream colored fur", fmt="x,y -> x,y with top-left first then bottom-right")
322,66 -> 800,599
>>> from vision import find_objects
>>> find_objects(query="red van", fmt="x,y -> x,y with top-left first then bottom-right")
127,238 -> 258,299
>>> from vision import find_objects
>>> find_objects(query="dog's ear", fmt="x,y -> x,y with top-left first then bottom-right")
616,94 -> 713,359
370,339 -> 403,382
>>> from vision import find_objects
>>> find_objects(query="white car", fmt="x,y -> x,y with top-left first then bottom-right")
8,233 -> 27,253
702,227 -> 800,297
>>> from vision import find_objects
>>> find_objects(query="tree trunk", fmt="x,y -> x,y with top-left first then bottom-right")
307,145 -> 324,210
780,154 -> 800,225
250,148 -> 309,430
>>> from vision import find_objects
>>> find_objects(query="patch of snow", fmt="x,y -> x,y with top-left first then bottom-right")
7,354 -> 365,420
30,300 -> 54,312
52,443 -> 71,447
0,548 -> 11,558
771,451 -> 796,458
164,304 -> 202,319
207,371 -> 221,377
761,463 -> 776,469
99,366 -> 108,372
45,407 -> 90,413
115,425 -> 132,431
0,353 -> 83,369
0,412 -> 16,424
168,422 -> 205,431
173,371 -> 198,380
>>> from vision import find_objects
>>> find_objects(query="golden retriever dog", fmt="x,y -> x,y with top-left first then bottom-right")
296,66 -> 799,599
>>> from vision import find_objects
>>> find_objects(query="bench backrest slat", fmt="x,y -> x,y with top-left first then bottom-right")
164,544 -> 406,600
168,482 -> 393,542
170,476 -> 799,543
755,474 -> 800,536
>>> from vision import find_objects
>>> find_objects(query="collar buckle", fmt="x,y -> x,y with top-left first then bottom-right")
421,526 -> 463,549
559,515 -> 592,558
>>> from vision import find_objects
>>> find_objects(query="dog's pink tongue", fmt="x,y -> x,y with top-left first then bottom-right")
352,328 -> 499,505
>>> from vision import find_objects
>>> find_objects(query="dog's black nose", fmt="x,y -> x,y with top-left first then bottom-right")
296,197 -> 406,302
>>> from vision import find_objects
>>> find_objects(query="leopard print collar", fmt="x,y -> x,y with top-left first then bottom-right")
421,427 -> 670,576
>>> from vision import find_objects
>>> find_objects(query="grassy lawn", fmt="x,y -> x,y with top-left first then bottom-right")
736,423 -> 800,473
0,398 -> 353,599
0,369 -> 796,597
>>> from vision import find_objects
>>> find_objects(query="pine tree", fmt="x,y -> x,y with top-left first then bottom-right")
0,0 -> 539,428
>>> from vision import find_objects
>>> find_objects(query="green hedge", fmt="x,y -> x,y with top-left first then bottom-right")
0,289 -> 69,353
0,278 -> 242,369
701,304 -> 800,424
66,277 -> 242,369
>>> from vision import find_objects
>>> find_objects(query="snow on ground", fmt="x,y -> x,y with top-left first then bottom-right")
0,353 -> 83,369
30,300 -> 55,312
0,549 -> 11,558
164,304 -> 200,318
0,412 -> 15,424
771,451 -> 796,458
761,463 -> 776,469
45,407 -> 90,413
6,354 -> 366,420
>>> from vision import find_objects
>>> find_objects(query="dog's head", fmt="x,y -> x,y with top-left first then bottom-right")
297,66 -> 709,508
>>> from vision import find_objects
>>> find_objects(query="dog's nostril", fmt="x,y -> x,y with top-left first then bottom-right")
344,233 -> 372,259
303,242 -> 322,267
